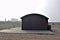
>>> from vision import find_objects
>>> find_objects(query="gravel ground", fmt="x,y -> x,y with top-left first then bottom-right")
0,33 -> 60,40
0,28 -> 60,40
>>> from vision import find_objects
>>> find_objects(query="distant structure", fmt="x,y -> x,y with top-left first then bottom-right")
11,18 -> 18,22
5,18 -> 6,21
21,13 -> 51,30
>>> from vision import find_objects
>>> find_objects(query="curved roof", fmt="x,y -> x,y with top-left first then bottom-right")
21,13 -> 49,19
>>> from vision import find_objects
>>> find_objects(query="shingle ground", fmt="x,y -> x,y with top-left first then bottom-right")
0,33 -> 60,40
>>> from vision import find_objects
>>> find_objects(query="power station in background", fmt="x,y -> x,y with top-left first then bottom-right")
11,18 -> 19,22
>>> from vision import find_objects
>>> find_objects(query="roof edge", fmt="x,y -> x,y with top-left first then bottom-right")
21,13 -> 49,19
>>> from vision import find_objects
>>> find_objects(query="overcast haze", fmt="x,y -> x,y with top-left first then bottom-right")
0,0 -> 60,22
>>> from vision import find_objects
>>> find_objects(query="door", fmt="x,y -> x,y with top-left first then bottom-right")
31,16 -> 40,30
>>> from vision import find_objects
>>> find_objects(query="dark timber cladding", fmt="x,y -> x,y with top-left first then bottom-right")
21,13 -> 51,30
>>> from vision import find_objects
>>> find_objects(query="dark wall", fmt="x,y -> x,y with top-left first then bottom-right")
22,15 -> 48,30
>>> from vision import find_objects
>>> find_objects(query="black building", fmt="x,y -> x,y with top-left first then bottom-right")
21,13 -> 51,30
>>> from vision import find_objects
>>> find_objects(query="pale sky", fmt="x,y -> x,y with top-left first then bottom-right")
0,0 -> 60,22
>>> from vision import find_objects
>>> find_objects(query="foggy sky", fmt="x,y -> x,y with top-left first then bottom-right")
0,0 -> 60,22
44,0 -> 60,22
